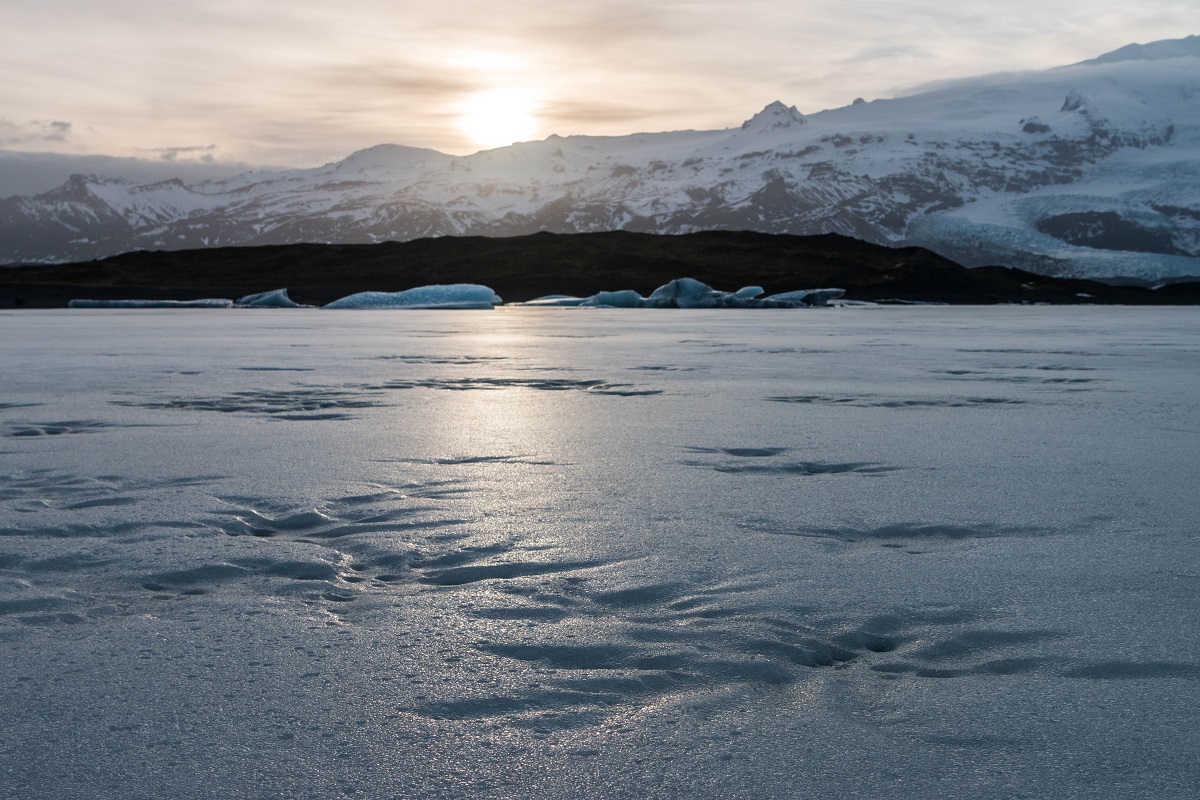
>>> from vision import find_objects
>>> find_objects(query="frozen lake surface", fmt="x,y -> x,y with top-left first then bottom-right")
2,306 -> 1198,799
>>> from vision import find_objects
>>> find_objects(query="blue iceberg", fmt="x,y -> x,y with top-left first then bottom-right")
323,284 -> 503,310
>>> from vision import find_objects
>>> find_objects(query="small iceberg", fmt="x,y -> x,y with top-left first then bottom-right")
68,298 -> 234,309
581,289 -> 647,308
236,288 -> 307,308
323,284 -> 502,310
761,288 -> 847,306
519,295 -> 588,307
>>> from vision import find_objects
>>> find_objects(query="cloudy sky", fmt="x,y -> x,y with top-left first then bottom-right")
1,0 -> 1196,170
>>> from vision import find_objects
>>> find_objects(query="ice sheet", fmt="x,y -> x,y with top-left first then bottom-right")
1,306 -> 1198,799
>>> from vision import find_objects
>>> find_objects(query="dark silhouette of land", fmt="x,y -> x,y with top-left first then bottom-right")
1,230 -> 1197,308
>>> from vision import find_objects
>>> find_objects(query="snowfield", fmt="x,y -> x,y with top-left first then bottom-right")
1,307 -> 1198,799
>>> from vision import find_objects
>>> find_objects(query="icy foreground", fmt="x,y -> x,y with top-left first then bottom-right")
2,307 -> 1198,799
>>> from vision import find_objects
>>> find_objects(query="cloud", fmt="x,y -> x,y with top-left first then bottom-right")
537,98 -> 703,135
0,119 -> 72,146
142,145 -> 218,163
838,44 -> 932,65
1,1 -> 1198,165
309,60 -> 478,104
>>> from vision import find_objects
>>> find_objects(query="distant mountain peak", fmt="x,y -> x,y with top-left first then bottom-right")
335,143 -> 450,170
1081,35 -> 1200,65
741,101 -> 806,132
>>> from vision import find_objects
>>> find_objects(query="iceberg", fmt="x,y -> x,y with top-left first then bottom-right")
579,290 -> 647,308
646,278 -> 727,308
236,288 -> 306,308
518,295 -> 588,307
568,279 -> 845,309
762,288 -> 846,306
323,284 -> 502,310
68,298 -> 234,309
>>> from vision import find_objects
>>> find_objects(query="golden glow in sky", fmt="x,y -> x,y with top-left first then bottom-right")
0,1 -> 1196,169
457,88 -> 541,150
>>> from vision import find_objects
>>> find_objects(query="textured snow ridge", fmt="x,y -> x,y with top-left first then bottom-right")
3,38 -> 1200,280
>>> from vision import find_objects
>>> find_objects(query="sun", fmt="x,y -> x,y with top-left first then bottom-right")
457,88 -> 539,150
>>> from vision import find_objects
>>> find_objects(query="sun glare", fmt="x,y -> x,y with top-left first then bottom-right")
458,88 -> 539,151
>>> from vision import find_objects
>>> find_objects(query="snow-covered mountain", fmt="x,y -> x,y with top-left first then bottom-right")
3,37 -> 1199,281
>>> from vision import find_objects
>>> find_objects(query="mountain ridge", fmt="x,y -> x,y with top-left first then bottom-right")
3,37 -> 1199,281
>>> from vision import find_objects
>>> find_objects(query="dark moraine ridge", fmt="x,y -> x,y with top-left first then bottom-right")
1,230 -> 1197,307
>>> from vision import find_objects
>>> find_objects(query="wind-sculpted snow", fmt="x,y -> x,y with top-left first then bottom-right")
112,387 -> 392,421
4,40 -> 1200,280
766,393 -> 1029,407
112,375 -> 663,421
2,419 -> 114,437
2,307 -> 1198,799
680,447 -> 901,476
369,376 -> 663,395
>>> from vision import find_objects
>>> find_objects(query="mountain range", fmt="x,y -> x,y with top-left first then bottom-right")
3,36 -> 1199,282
